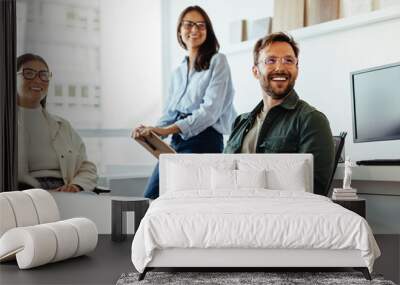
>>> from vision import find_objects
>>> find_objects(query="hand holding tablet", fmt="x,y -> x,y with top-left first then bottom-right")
134,130 -> 176,159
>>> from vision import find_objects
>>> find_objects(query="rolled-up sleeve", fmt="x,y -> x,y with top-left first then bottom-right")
175,54 -> 232,139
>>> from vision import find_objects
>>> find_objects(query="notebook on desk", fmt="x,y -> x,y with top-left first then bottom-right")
134,131 -> 176,159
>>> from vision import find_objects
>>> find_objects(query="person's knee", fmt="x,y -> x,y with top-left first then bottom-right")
144,190 -> 158,199
143,183 -> 159,199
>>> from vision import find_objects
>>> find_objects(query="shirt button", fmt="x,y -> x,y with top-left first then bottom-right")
61,155 -> 64,158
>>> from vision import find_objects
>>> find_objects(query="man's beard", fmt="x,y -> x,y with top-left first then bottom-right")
262,72 -> 295,99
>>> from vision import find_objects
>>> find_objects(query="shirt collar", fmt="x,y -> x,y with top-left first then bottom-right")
248,89 -> 300,118
279,89 -> 299,110
42,108 -> 63,123
179,56 -> 191,75
249,101 -> 264,118
181,56 -> 189,64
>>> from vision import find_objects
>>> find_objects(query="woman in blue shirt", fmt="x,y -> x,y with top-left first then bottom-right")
134,6 -> 236,199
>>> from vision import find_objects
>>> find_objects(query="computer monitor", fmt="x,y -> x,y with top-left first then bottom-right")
350,62 -> 400,143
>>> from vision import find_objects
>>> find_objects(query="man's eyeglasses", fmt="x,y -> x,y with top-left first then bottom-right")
181,20 -> 207,31
259,56 -> 298,67
17,68 -> 52,82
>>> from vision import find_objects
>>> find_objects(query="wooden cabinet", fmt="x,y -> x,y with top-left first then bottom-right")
333,198 -> 366,218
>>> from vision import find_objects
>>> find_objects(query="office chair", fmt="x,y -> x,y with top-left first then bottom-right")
326,132 -> 347,197
93,186 -> 111,195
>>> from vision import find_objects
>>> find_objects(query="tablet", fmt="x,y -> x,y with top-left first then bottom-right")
134,131 -> 176,159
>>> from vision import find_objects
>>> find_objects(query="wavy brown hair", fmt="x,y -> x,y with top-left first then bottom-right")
17,53 -> 50,108
177,6 -> 219,71
253,32 -> 299,66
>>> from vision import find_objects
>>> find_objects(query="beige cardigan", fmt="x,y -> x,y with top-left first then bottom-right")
18,108 -> 97,191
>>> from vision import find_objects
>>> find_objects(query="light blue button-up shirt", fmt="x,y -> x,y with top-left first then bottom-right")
157,53 -> 237,140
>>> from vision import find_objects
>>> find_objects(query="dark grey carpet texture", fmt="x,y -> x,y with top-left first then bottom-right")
116,271 -> 396,285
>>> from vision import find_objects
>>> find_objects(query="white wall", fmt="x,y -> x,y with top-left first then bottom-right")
101,0 -> 162,129
295,18 -> 400,161
99,0 -> 162,169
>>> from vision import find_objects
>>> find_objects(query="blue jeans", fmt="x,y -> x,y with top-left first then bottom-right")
143,127 -> 223,199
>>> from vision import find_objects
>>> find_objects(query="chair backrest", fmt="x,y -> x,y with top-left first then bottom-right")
0,189 -> 60,237
326,132 -> 347,197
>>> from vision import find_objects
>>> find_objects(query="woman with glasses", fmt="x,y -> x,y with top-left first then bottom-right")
134,6 -> 236,199
17,53 -> 97,192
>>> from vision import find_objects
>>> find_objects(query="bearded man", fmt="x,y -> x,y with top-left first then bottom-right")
224,32 -> 334,196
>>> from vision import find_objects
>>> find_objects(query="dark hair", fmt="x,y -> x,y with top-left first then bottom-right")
17,53 -> 50,108
176,6 -> 219,71
253,32 -> 299,66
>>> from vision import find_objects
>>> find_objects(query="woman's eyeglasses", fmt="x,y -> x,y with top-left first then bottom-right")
17,68 -> 52,82
181,20 -> 207,31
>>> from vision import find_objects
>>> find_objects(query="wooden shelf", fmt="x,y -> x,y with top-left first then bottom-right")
222,6 -> 400,55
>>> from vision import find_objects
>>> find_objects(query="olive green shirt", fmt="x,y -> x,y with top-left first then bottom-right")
224,90 -> 334,196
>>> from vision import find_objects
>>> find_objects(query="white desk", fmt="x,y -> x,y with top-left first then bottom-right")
97,164 -> 154,196
51,192 -> 150,235
334,164 -> 400,182
333,164 -> 400,234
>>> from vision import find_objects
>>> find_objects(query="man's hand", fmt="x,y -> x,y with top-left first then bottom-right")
52,184 -> 81,193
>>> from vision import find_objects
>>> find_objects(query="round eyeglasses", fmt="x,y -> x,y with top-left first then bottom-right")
17,68 -> 52,82
259,56 -> 298,67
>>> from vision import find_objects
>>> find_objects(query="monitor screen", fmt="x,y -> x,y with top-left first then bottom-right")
351,62 -> 400,143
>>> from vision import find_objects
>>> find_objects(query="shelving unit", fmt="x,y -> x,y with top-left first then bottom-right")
222,6 -> 400,55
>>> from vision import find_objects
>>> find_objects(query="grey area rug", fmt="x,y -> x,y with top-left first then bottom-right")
116,272 -> 396,285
